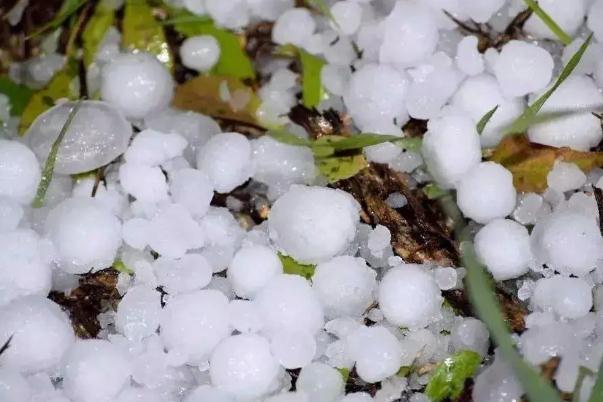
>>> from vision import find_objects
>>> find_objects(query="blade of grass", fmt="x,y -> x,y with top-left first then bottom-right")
27,0 -> 86,39
268,130 -> 313,147
523,0 -> 572,45
32,100 -> 82,208
476,105 -> 499,135
504,34 -> 592,136
82,0 -> 115,67
587,359 -> 603,402
299,49 -> 326,108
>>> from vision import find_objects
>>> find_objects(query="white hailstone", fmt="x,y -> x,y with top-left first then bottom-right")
312,256 -> 377,319
119,164 -> 169,203
458,0 -> 505,23
494,41 -> 554,98
272,8 -> 315,47
154,254 -> 213,295
368,225 -> 391,257
62,339 -> 132,402
547,161 -> 587,193
0,296 -> 74,373
455,36 -> 484,76
185,385 -> 234,402
513,193 -> 550,225
26,101 -> 131,175
346,325 -> 404,383
228,299 -> 264,333
343,63 -> 409,132
46,197 -> 121,274
116,286 -> 161,341
525,0 -> 585,40
0,369 -> 32,402
588,0 -> 603,42
255,274 -> 324,335
116,387 -> 164,402
434,267 -> 457,290
379,264 -> 442,328
531,208 -> 603,275
520,323 -> 574,365
101,52 -> 173,120
247,0 -> 295,21
528,75 -> 603,151
180,35 -> 220,72
210,334 -> 280,399
205,0 -> 249,29
297,362 -> 344,402
169,168 -> 214,218
124,129 -> 187,167
147,203 -> 205,258
472,353 -> 523,402
0,230 -> 52,306
268,185 -> 360,264
122,218 -> 150,250
379,1 -> 438,68
450,74 -> 525,147
456,162 -> 517,224
0,198 -> 23,232
340,393 -> 373,402
562,39 -> 603,76
451,317 -> 490,357
0,140 -> 40,204
321,64 -> 351,97
227,245 -> 283,299
474,219 -> 532,280
266,392 -> 309,402
330,1 -> 362,35
270,329 -> 316,369
160,290 -> 231,363
421,113 -> 481,189
197,132 -> 252,193
532,276 -> 593,318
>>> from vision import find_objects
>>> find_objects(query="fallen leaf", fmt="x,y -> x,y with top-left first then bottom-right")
317,154 -> 368,183
278,253 -> 315,280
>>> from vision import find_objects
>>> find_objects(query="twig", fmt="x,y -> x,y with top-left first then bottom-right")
593,185 -> 603,237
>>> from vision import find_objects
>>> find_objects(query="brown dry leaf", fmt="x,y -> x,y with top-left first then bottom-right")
490,136 -> 603,193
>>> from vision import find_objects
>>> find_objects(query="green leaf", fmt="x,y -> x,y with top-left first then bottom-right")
0,77 -> 34,117
504,34 -> 592,136
476,105 -> 499,135
32,100 -> 82,209
27,0 -> 86,39
337,367 -> 350,382
173,13 -> 255,79
523,0 -> 572,45
299,49 -> 326,108
397,366 -> 411,377
278,253 -> 316,280
425,350 -> 482,402
462,241 -> 564,402
587,359 -> 603,402
317,154 -> 368,183
123,0 -> 173,70
268,130 -> 313,147
315,133 -> 403,152
423,183 -> 448,200
82,0 -> 115,67
113,260 -> 134,275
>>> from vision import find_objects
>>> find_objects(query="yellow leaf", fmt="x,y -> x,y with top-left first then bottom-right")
317,154 -> 368,183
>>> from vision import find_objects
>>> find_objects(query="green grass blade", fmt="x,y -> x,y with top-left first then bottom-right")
27,0 -> 86,39
476,105 -> 499,135
32,100 -> 82,209
523,0 -> 572,45
268,130 -> 313,147
300,49 -> 326,108
587,359 -> 603,402
504,34 -> 592,136
82,0 -> 115,67
0,76 -> 34,117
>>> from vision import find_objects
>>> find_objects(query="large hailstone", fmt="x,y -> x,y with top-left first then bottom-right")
531,276 -> 592,319
268,185 -> 360,264
115,286 -> 161,342
525,0 -> 585,40
101,52 -> 173,120
0,369 -> 32,402
0,140 -> 40,204
346,325 -> 403,383
227,245 -> 283,299
296,362 -> 345,402
25,101 -> 132,175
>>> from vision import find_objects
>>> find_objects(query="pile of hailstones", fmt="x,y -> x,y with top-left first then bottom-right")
4,0 -> 603,401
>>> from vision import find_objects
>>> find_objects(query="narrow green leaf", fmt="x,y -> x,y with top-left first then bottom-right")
278,253 -> 315,280
299,49 -> 326,108
523,0 -> 572,45
306,0 -> 338,26
123,0 -> 173,70
423,183 -> 448,200
337,367 -> 350,382
425,350 -> 482,402
82,0 -> 115,67
113,260 -> 135,275
397,366 -> 411,377
27,0 -> 86,39
315,133 -> 403,151
161,14 -> 211,26
587,359 -> 603,402
32,100 -> 82,209
317,154 -> 368,183
476,105 -> 499,135
505,34 -> 592,136
268,130 -> 313,147
0,77 -> 34,117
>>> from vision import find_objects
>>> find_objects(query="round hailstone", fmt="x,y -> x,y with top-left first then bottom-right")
378,264 -> 442,328
147,203 -> 205,259
210,334 -> 280,399
25,101 -> 132,175
456,162 -> 517,224
0,296 -> 74,373
296,362 -> 344,402
169,168 -> 214,218
270,329 -> 316,369
312,256 -> 377,319
547,161 -> 587,193
341,393 -> 373,402
0,369 -> 32,402
272,8 -> 316,47
494,41 -> 554,98
330,1 -> 362,35
588,0 -> 603,42
255,274 -> 324,336
268,185 -> 359,264
0,198 -> 23,232
228,299 -> 264,333
205,0 -> 249,29
455,36 -> 484,76
101,52 -> 173,120
451,317 -> 490,357
185,385 -> 234,402
525,0 -> 585,40
379,1 -> 438,67
45,197 -> 121,274
180,35 -> 220,72
265,392 -> 309,402
227,245 -> 283,299
119,163 -> 169,203
0,229 -> 52,306
123,129 -> 187,167
346,325 -> 403,383
472,355 -> 522,402
531,276 -> 592,319
62,339 -> 132,402
115,286 -> 161,342
116,387 -> 164,402
531,208 -> 603,276
527,75 -> 603,151
153,254 -> 213,295
197,132 -> 252,193
0,140 -> 40,204
421,113 -> 481,189
474,219 -> 532,280
160,290 -> 231,363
